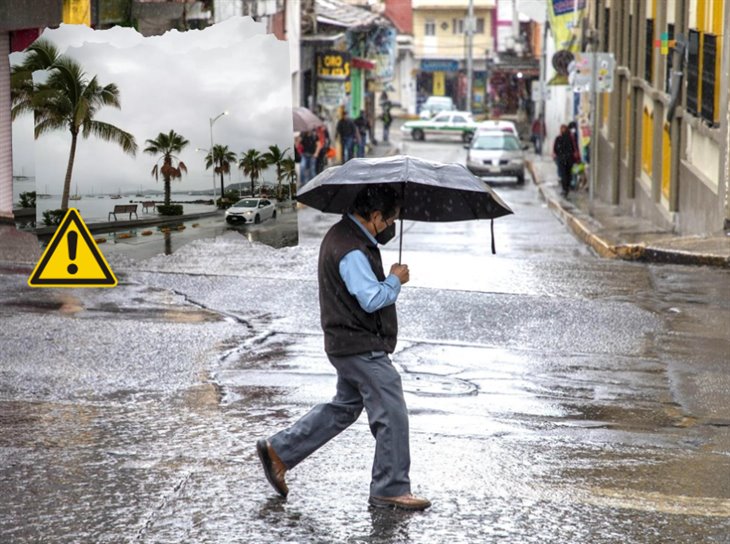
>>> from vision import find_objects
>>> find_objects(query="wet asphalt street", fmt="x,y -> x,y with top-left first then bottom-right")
1,134 -> 730,543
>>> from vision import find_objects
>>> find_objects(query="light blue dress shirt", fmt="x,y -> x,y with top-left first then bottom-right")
338,214 -> 401,313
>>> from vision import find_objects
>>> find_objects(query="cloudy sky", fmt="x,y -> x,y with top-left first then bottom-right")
11,17 -> 293,195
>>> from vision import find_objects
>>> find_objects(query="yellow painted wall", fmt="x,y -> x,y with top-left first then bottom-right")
413,8 -> 493,60
642,106 -> 653,176
63,0 -> 91,25
662,123 -> 671,199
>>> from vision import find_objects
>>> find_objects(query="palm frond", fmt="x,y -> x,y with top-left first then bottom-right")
87,120 -> 138,155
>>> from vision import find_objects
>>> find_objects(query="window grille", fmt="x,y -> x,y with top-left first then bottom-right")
665,23 -> 674,94
686,29 -> 700,116
701,33 -> 717,124
645,18 -> 654,82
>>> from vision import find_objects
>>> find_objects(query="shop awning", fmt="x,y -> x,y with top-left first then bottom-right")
351,57 -> 376,70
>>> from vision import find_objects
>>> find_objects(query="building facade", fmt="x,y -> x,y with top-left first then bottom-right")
412,0 -> 496,112
588,0 -> 728,235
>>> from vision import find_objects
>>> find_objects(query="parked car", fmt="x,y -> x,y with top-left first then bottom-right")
464,131 -> 527,184
474,119 -> 520,139
418,95 -> 456,119
401,111 -> 478,143
225,197 -> 277,224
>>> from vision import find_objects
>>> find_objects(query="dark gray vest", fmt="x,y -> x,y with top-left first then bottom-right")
318,217 -> 398,356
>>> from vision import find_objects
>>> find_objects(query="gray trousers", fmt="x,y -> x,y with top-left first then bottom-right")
269,351 -> 411,497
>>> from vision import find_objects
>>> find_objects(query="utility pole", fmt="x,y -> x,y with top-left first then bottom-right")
466,0 -> 474,112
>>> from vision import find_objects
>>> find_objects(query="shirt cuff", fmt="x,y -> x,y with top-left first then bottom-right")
385,273 -> 401,293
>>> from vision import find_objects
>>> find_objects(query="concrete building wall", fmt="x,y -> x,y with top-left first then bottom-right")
0,32 -> 12,221
0,0 -> 63,222
590,0 -> 728,235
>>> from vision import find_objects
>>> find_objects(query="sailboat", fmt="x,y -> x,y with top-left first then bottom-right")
37,185 -> 52,199
110,188 -> 122,199
69,183 -> 82,200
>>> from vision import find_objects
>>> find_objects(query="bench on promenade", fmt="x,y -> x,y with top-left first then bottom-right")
142,201 -> 156,213
108,204 -> 138,221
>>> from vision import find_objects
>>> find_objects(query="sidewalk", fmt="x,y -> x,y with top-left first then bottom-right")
529,157 -> 730,268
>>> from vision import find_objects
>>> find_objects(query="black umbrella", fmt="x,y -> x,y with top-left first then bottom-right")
296,154 -> 513,260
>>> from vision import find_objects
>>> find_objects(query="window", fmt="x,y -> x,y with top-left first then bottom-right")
603,8 -> 610,52
452,18 -> 464,34
452,115 -> 466,123
476,18 -> 484,34
686,29 -> 700,116
425,19 -> 435,36
645,18 -> 654,83
701,33 -> 718,124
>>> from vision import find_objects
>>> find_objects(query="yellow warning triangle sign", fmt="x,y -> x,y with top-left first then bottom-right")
28,208 -> 117,288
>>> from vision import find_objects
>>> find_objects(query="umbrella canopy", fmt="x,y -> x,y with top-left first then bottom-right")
292,107 -> 324,133
296,154 -> 513,222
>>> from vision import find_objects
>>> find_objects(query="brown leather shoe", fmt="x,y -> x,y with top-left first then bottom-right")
369,493 -> 431,511
256,439 -> 288,497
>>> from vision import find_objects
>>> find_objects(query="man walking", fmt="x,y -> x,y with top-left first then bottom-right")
381,101 -> 393,143
335,110 -> 359,163
256,185 -> 431,511
530,114 -> 546,155
354,111 -> 370,158
553,124 -> 576,197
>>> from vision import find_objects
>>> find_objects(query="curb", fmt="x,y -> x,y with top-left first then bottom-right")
527,160 -> 729,269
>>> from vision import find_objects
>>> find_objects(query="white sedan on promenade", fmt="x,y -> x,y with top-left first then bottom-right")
225,198 -> 277,225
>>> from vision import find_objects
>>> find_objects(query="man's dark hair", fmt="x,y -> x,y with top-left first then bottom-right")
350,184 -> 402,221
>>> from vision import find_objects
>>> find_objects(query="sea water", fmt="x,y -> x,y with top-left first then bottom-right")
14,178 -> 216,224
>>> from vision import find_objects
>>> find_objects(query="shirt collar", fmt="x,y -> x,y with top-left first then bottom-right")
347,213 -> 377,245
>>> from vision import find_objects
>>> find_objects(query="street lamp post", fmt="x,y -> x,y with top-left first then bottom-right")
209,111 -> 228,200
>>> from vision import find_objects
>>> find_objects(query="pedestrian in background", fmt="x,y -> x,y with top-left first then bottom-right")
381,102 -> 393,143
354,111 -> 371,158
256,184 -> 431,512
530,114 -> 546,155
298,129 -> 318,186
553,124 -> 576,197
336,111 -> 359,163
315,123 -> 330,175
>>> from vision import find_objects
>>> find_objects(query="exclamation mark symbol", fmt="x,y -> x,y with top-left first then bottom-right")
67,231 -> 78,275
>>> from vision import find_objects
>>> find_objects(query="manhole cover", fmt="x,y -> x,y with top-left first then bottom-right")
402,372 -> 478,397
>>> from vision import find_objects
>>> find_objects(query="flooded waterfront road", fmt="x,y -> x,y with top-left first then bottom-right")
1,148 -> 729,542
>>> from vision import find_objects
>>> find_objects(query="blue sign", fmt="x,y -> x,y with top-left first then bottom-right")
421,59 -> 459,72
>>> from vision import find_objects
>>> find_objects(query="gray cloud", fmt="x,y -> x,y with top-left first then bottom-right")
11,17 -> 293,196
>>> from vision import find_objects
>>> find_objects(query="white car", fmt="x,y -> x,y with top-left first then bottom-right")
475,119 -> 520,139
418,95 -> 456,119
464,132 -> 527,184
401,111 -> 477,143
225,198 -> 277,224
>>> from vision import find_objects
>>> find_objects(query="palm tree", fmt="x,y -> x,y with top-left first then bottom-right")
238,149 -> 268,197
280,157 -> 297,200
205,144 -> 237,201
10,38 -> 61,121
17,54 -> 138,210
262,144 -> 290,200
144,130 -> 189,206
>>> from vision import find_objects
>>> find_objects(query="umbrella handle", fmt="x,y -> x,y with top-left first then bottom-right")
398,218 -> 403,264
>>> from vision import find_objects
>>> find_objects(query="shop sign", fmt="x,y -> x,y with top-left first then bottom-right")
317,80 -> 347,107
317,51 -> 350,80
421,59 -> 459,73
